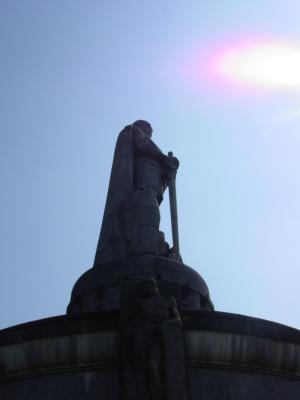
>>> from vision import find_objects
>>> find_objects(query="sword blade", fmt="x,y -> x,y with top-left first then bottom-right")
168,176 -> 180,258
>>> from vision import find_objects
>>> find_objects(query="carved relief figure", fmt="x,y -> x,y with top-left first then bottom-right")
123,279 -> 183,400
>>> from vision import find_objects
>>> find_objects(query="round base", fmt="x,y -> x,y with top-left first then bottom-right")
67,255 -> 214,313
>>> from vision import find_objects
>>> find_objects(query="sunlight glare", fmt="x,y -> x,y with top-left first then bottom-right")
218,42 -> 300,89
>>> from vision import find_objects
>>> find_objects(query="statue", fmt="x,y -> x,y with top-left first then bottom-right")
94,120 -> 180,264
121,279 -> 186,400
67,120 -> 214,315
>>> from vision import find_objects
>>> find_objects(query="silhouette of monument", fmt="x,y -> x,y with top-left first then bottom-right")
0,121 -> 300,399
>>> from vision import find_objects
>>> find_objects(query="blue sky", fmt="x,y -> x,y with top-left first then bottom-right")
1,1 -> 300,329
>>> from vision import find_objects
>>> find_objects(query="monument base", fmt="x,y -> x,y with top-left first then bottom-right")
67,255 -> 214,313
0,311 -> 300,399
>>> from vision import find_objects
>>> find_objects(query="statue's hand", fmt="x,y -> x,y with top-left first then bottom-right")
165,154 -> 179,169
164,155 -> 179,182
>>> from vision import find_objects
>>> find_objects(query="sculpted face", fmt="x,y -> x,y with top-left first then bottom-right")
133,120 -> 153,138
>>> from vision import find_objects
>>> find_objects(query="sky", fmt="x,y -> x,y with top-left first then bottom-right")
1,0 -> 300,330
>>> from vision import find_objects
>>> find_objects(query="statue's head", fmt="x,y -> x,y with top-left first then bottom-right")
133,120 -> 153,137
140,278 -> 159,297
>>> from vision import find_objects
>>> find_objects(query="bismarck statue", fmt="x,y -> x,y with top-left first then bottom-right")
2,121 -> 299,400
94,120 -> 180,263
68,120 -> 213,314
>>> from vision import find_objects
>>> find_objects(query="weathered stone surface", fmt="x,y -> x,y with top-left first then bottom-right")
0,331 -> 118,376
0,370 -> 119,400
94,121 -> 180,263
187,369 -> 300,400
120,279 -> 187,400
0,311 -> 299,399
67,255 -> 214,314
0,313 -> 119,380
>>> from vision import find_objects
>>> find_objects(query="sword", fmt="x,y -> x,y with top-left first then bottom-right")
167,152 -> 180,259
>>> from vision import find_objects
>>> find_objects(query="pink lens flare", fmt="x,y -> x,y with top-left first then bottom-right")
178,37 -> 300,94
216,40 -> 300,88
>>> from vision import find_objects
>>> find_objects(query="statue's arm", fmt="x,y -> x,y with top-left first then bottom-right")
133,127 -> 166,162
133,127 -> 180,180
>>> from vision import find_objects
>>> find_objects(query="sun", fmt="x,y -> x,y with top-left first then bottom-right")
217,41 -> 300,89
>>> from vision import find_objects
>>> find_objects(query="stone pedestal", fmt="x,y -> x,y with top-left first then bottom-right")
1,311 -> 300,399
67,256 -> 214,314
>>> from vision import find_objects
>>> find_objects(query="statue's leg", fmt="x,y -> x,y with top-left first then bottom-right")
120,189 -> 160,255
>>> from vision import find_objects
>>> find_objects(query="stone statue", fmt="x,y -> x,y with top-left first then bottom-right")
68,120 -> 214,315
122,279 -> 185,400
94,120 -> 180,264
